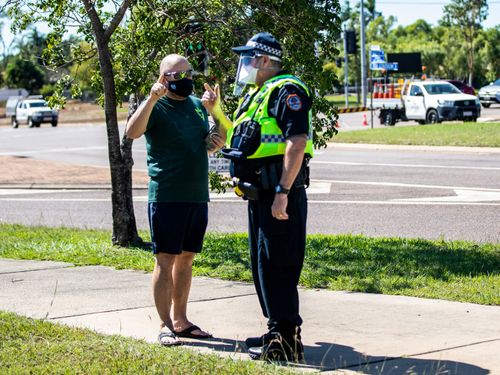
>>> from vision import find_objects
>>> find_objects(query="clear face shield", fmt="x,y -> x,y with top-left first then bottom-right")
233,54 -> 259,96
233,53 -> 281,96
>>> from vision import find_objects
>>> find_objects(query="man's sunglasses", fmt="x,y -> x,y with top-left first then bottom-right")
163,69 -> 193,80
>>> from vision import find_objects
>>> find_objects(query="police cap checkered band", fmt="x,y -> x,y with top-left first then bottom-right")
232,32 -> 283,58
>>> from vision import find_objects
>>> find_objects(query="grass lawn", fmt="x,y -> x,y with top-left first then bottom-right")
325,94 -> 360,108
0,311 -> 293,374
1,224 -> 499,305
333,122 -> 500,147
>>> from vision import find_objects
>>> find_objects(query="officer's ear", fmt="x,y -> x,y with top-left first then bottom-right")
261,55 -> 272,67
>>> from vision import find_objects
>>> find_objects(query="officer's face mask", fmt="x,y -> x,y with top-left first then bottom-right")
233,55 -> 261,96
233,53 -> 281,96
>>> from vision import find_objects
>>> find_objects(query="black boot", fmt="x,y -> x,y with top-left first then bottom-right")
244,331 -> 274,349
248,329 -> 304,362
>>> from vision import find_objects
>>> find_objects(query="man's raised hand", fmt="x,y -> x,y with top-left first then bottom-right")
150,75 -> 167,101
201,83 -> 220,114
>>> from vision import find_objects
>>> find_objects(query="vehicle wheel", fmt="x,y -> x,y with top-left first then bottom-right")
417,120 -> 426,125
27,117 -> 35,128
425,109 -> 439,124
11,117 -> 19,128
481,103 -> 490,108
51,121 -> 58,127
384,112 -> 395,126
35,122 -> 41,127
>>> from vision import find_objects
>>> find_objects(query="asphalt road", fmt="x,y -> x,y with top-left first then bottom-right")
0,123 -> 499,243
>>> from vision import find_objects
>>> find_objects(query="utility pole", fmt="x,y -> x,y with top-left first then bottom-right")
343,26 -> 349,108
360,0 -> 367,106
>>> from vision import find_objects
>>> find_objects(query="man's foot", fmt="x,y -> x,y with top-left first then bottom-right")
244,332 -> 274,348
248,333 -> 304,362
174,324 -> 212,339
158,329 -> 182,346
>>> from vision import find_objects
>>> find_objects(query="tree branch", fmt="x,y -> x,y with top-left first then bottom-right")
104,0 -> 133,41
81,0 -> 105,40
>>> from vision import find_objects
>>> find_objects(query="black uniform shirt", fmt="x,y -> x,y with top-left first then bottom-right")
267,74 -> 312,138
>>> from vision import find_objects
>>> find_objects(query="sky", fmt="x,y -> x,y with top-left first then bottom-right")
362,0 -> 500,28
1,0 -> 499,54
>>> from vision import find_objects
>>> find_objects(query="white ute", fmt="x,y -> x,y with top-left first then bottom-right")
377,80 -> 481,126
12,98 -> 59,128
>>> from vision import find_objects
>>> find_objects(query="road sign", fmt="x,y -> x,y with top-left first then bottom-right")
370,45 -> 386,70
371,62 -> 399,71
370,46 -> 398,71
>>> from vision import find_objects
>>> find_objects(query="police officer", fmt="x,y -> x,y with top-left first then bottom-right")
202,32 -> 313,362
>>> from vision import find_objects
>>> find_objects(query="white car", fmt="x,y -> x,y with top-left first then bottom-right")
12,99 -> 59,128
404,81 -> 481,124
478,78 -> 500,108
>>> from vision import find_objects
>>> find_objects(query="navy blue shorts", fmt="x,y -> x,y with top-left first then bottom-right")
148,202 -> 208,255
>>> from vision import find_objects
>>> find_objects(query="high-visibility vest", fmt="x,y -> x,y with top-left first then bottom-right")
229,74 -> 314,160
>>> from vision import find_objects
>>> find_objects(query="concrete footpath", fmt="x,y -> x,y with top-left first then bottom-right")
1,259 -> 499,374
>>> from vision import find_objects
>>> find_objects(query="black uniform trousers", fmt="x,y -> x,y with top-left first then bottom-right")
247,186 -> 307,337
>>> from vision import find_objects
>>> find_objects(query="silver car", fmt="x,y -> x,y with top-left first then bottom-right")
478,78 -> 500,108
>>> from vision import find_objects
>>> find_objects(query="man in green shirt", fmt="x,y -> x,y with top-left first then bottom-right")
126,54 -> 224,346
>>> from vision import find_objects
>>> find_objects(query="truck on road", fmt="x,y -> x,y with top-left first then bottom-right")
11,98 -> 59,128
372,80 -> 481,126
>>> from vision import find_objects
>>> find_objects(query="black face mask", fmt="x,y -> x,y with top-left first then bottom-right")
168,78 -> 193,98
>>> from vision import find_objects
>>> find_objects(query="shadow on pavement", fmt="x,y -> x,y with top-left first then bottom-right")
183,338 -> 489,374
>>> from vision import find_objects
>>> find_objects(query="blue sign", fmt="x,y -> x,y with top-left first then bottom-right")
371,62 -> 399,71
370,46 -> 398,71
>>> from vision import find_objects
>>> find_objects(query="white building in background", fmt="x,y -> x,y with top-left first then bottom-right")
0,88 -> 29,101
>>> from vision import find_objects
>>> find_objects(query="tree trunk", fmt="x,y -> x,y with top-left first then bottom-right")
96,41 -> 141,247
468,27 -> 474,87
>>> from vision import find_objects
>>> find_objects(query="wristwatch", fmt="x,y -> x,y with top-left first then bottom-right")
275,184 -> 290,195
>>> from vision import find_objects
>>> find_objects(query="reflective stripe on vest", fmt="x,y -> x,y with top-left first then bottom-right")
229,74 -> 314,160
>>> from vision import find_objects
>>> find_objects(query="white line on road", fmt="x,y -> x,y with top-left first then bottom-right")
314,179 -> 500,192
0,197 -> 499,206
311,160 -> 500,171
0,146 -> 107,156
208,199 -> 500,206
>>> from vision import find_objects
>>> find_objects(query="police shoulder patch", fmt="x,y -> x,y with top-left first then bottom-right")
285,94 -> 302,111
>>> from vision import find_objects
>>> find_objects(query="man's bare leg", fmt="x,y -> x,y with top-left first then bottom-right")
152,252 -> 180,344
171,251 -> 210,336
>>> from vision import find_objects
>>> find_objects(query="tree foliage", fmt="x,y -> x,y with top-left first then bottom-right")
5,57 -> 45,92
2,0 -> 341,246
338,0 -> 497,90
442,0 -> 488,85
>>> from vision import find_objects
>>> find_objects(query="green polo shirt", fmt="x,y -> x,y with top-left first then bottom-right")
145,95 -> 209,203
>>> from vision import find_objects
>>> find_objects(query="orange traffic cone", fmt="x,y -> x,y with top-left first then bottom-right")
362,113 -> 368,126
383,84 -> 389,98
389,83 -> 394,98
373,83 -> 379,98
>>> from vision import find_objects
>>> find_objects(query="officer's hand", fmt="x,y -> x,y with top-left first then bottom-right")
272,194 -> 289,220
202,83 -> 220,113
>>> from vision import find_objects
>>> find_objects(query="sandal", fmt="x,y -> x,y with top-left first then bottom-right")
158,330 -> 182,346
174,324 -> 213,339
